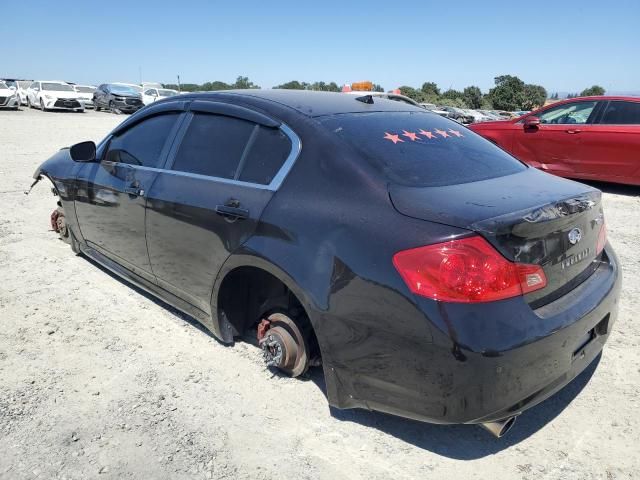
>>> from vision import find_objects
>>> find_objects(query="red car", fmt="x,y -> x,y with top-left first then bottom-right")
469,96 -> 640,186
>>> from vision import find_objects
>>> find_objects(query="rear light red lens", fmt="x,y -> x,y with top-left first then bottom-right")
392,235 -> 547,303
596,221 -> 607,255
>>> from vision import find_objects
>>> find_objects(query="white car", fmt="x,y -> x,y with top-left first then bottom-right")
2,79 -> 31,106
0,81 -> 21,109
142,87 -> 179,105
419,103 -> 451,117
463,109 -> 493,123
72,84 -> 97,109
26,81 -> 85,112
141,82 -> 163,90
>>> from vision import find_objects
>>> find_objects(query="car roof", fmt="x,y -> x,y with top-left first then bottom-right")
173,89 -> 424,117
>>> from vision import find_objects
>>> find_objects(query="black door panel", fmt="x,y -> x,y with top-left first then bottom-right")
145,172 -> 274,311
75,162 -> 158,281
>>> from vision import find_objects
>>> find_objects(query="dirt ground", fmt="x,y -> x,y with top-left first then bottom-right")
1,108 -> 639,480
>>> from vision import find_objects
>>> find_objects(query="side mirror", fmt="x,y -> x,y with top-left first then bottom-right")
70,141 -> 96,162
523,116 -> 541,129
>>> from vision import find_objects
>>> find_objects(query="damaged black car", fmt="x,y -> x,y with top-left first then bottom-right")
31,90 -> 621,437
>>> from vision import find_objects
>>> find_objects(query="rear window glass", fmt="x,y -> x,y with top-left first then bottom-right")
600,101 -> 640,125
318,112 -> 526,187
238,127 -> 292,185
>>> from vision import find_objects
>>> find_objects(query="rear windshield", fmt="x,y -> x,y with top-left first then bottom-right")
318,111 -> 526,187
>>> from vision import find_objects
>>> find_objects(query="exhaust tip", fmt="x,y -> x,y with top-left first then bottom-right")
480,416 -> 517,438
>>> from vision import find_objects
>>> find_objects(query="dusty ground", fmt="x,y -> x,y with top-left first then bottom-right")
1,107 -> 639,480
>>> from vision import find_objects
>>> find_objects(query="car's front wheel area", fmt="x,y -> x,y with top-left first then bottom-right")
50,201 -> 80,254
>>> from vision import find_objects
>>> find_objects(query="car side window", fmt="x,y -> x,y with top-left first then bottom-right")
171,113 -> 255,179
104,113 -> 180,168
537,101 -> 597,124
144,89 -> 155,95
237,127 -> 292,185
599,101 -> 640,125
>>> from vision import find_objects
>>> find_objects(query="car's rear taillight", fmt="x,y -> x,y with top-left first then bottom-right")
596,221 -> 607,255
392,235 -> 547,303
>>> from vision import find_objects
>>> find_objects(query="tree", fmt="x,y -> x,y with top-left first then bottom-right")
201,81 -> 231,91
232,76 -> 259,89
372,83 -> 384,92
580,85 -> 605,96
398,86 -> 425,102
522,84 -> 547,110
463,86 -> 483,109
421,82 -> 440,96
309,81 -> 340,92
440,89 -> 468,107
440,97 -> 468,108
488,75 -> 526,110
274,80 -> 308,90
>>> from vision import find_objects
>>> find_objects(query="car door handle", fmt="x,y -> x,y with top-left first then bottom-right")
565,129 -> 582,134
123,186 -> 144,197
215,205 -> 249,220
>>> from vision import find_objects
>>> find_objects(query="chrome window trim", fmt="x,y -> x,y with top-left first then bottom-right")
268,123 -> 301,191
99,122 -> 302,192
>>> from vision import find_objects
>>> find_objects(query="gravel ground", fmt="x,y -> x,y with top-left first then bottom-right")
1,107 -> 639,480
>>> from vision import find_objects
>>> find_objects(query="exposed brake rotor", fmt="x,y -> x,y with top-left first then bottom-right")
257,312 -> 309,377
51,207 -> 68,238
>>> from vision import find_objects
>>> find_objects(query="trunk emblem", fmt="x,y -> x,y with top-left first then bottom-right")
568,228 -> 582,245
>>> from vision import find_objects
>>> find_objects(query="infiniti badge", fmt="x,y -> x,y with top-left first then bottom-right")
568,227 -> 582,245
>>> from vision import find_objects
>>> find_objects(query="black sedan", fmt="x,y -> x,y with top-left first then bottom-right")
93,83 -> 144,113
32,90 -> 620,437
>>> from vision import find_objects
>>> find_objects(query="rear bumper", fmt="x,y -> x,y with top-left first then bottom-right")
328,245 -> 621,424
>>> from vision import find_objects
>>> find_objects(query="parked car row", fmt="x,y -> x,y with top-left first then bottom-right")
0,78 -> 178,114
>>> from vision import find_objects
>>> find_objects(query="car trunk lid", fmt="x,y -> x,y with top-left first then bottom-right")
389,168 -> 604,306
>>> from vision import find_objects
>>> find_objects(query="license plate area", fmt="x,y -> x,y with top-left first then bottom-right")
572,314 -> 610,360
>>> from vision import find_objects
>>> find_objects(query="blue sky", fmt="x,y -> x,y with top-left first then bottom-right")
4,0 -> 638,94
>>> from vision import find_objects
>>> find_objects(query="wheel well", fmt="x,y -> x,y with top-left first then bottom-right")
217,266 -> 312,341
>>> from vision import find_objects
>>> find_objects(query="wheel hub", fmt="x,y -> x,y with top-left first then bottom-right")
257,313 -> 309,377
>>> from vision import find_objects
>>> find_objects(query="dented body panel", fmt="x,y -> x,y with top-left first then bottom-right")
32,90 -> 622,426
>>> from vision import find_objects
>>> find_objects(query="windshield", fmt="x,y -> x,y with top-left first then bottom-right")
0,82 -> 8,89
3,80 -> 16,88
158,89 -> 177,97
318,112 -> 526,187
42,83 -> 74,92
75,86 -> 96,93
110,85 -> 141,95
18,81 -> 31,89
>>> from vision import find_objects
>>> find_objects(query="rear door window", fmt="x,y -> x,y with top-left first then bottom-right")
171,113 -> 254,179
318,111 -> 526,187
599,101 -> 640,124
170,113 -> 292,185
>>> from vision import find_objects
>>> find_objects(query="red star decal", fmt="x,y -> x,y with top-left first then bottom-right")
419,129 -> 436,139
383,132 -> 404,144
448,129 -> 463,137
402,130 -> 419,141
435,129 -> 450,138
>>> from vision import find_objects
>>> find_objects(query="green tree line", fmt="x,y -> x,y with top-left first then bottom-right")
164,74 -> 605,111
